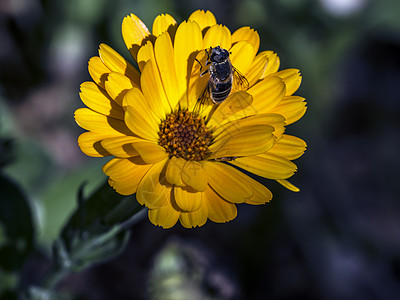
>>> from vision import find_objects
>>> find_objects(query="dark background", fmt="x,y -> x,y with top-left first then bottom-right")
1,0 -> 400,299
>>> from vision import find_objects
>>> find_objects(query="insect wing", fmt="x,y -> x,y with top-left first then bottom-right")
193,82 -> 211,115
232,66 -> 249,91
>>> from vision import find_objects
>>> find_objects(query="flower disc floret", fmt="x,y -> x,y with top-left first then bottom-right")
158,110 -> 212,161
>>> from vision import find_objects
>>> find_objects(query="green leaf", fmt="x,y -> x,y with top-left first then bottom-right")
54,227 -> 130,272
57,181 -> 140,269
0,173 -> 35,272
62,180 -> 126,233
40,181 -> 144,288
59,181 -> 137,248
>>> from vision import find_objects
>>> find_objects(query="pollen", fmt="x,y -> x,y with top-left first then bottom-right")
158,110 -> 212,161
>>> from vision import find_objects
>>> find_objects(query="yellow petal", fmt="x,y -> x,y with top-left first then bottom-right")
244,178 -> 273,205
99,43 -> 140,87
209,124 -> 275,159
132,141 -> 168,164
232,26 -> 260,55
276,179 -> 300,192
270,96 -> 307,125
123,87 -> 160,129
78,132 -> 116,157
212,112 -> 285,138
203,24 -> 231,50
181,161 -> 207,192
179,202 -> 208,228
204,162 -> 252,203
204,186 -> 237,223
230,153 -> 297,180
74,108 -> 132,135
264,113 -> 286,140
230,41 -> 254,76
174,186 -> 202,212
207,91 -> 253,127
88,56 -> 110,89
206,158 -> 273,205
187,50 -> 210,113
124,105 -> 159,141
245,51 -> 269,87
104,72 -> 137,106
165,156 -> 185,186
188,10 -> 217,32
273,69 -> 302,96
79,81 -> 124,119
268,134 -> 307,160
136,40 -> 155,72
101,136 -> 141,158
148,198 -> 180,229
154,32 -> 180,110
246,76 -> 286,114
212,113 -> 285,149
174,21 -> 203,105
141,60 -> 170,119
137,158 -> 169,209
102,157 -> 152,196
152,13 -> 177,37
260,51 -> 280,79
122,13 -> 152,61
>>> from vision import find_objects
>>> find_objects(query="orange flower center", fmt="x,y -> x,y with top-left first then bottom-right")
158,110 -> 212,161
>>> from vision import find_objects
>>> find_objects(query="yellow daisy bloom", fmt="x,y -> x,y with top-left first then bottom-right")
75,10 -> 307,228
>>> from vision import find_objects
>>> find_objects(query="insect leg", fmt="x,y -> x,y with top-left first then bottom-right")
194,58 -> 203,72
200,69 -> 209,77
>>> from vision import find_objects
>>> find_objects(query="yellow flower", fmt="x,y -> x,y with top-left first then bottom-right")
75,10 -> 307,228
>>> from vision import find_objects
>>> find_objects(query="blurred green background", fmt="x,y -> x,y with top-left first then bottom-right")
1,0 -> 400,299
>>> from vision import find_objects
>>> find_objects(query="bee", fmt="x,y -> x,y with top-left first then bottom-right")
194,46 -> 248,113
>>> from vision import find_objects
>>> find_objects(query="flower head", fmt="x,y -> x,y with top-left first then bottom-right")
75,10 -> 307,228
